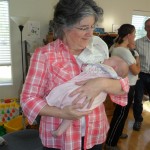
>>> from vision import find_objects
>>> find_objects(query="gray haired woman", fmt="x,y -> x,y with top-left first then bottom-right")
21,0 -> 129,150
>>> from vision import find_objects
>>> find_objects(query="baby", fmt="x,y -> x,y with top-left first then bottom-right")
46,56 -> 129,137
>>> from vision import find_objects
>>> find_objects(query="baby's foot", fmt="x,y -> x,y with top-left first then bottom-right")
51,130 -> 60,138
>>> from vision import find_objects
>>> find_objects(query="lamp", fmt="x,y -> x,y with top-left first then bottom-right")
11,16 -> 29,84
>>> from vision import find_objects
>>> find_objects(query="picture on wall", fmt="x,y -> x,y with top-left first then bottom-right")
94,27 -> 105,34
112,24 -> 120,33
27,21 -> 40,39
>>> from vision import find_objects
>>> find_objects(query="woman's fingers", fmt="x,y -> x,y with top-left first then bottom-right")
69,87 -> 83,97
86,97 -> 95,108
63,104 -> 92,120
72,94 -> 95,110
70,78 -> 103,110
75,80 -> 88,85
72,93 -> 86,105
80,96 -> 95,109
69,80 -> 88,97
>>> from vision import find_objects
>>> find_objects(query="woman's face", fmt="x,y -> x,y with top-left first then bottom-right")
128,30 -> 136,45
145,20 -> 150,35
63,16 -> 95,54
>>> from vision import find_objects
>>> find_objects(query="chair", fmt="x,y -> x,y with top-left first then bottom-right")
1,129 -> 43,150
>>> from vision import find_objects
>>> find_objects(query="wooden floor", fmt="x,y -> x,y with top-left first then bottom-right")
107,100 -> 150,150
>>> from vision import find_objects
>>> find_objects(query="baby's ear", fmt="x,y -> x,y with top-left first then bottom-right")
111,65 -> 117,70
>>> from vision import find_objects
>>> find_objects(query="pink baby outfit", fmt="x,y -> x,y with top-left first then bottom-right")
46,63 -> 125,136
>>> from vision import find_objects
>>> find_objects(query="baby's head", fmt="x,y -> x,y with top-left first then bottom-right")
103,56 -> 129,78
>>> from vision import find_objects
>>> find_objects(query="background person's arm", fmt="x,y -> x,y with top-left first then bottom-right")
129,50 -> 140,75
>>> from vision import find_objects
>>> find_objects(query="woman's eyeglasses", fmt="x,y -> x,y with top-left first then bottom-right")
74,25 -> 96,32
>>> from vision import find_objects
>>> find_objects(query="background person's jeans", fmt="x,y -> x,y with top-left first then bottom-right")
133,72 -> 150,122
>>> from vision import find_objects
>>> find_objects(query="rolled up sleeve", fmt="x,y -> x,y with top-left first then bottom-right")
20,48 -> 49,124
109,77 -> 129,106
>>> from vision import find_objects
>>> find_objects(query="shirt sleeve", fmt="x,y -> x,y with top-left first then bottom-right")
109,77 -> 129,106
95,36 -> 109,59
134,50 -> 139,57
20,48 -> 49,124
112,48 -> 136,66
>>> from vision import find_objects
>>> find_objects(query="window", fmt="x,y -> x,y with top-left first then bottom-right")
0,0 -> 12,85
132,10 -> 150,40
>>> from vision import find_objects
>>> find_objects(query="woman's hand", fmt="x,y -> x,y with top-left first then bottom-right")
69,78 -> 104,108
61,104 -> 92,120
40,104 -> 92,120
69,77 -> 126,108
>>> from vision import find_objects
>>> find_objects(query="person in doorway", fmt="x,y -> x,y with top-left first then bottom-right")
20,0 -> 129,149
133,18 -> 150,131
104,24 -> 140,150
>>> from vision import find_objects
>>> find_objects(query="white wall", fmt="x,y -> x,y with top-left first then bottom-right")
97,0 -> 150,32
0,0 -> 150,99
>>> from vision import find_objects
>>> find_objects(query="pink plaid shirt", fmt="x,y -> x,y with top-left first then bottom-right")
21,37 -> 129,150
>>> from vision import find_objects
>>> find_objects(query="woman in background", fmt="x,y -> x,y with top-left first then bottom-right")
105,24 -> 140,150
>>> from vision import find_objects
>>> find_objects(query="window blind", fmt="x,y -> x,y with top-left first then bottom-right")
132,11 -> 150,40
0,0 -> 11,66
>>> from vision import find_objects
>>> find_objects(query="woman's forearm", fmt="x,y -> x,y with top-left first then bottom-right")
39,104 -> 91,120
39,105 -> 63,118
98,78 -> 127,95
69,77 -> 129,107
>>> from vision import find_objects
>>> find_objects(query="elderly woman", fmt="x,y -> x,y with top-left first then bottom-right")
20,0 -> 129,150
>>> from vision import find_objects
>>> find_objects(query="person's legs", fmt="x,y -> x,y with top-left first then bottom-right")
133,75 -> 144,122
106,104 -> 127,146
145,74 -> 150,100
105,104 -> 123,146
119,86 -> 135,133
105,106 -> 128,146
133,73 -> 145,130
105,86 -> 134,148
81,137 -> 102,150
